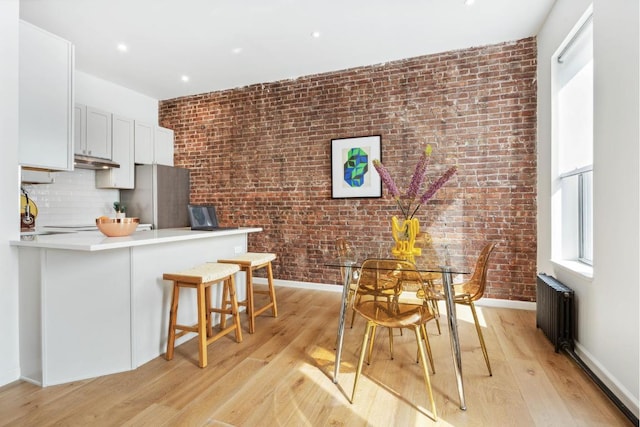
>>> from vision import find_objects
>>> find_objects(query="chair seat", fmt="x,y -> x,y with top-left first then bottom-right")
355,300 -> 430,328
218,252 -> 276,267
163,262 -> 240,284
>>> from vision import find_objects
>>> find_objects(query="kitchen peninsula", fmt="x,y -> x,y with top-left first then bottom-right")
11,227 -> 262,386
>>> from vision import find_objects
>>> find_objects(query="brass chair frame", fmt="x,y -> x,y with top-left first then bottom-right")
336,238 -> 359,328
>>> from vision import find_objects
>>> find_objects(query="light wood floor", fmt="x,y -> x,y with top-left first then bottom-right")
0,286 -> 632,426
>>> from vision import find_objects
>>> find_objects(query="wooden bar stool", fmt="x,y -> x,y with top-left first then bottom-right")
163,262 -> 243,368
218,253 -> 277,334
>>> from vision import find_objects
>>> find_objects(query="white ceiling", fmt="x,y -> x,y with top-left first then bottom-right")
20,0 -> 556,101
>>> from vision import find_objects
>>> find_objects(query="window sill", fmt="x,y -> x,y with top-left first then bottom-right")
551,259 -> 593,280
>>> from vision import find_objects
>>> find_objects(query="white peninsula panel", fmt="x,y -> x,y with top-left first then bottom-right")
19,247 -> 131,385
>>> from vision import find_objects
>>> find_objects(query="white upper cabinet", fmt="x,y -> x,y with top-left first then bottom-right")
154,127 -> 174,166
134,121 -> 154,164
96,115 -> 135,189
75,104 -> 112,159
134,121 -> 174,166
19,20 -> 74,171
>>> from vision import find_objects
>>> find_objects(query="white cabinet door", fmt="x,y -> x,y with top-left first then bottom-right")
154,126 -> 174,166
134,121 -> 154,164
19,21 -> 74,171
96,115 -> 134,189
75,105 -> 112,159
134,122 -> 174,166
85,107 -> 112,159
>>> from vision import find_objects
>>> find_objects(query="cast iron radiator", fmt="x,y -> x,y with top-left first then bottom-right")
536,273 -> 574,352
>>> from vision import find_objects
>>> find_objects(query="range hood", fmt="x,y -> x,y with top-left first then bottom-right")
73,154 -> 120,170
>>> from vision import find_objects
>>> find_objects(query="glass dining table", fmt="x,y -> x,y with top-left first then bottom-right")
325,240 -> 471,410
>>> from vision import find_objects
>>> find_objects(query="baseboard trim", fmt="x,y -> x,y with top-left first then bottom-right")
254,277 -> 343,293
254,277 -> 537,310
474,297 -> 536,311
572,341 -> 640,420
0,367 -> 20,388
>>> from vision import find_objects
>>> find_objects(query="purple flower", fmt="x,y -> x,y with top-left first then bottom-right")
406,145 -> 432,199
419,166 -> 458,204
373,159 -> 400,199
373,146 -> 457,221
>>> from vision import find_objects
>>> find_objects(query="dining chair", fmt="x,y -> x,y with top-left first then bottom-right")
420,242 -> 497,376
419,271 -> 442,335
341,242 -> 400,362
350,258 -> 438,420
335,238 -> 359,328
336,238 -> 394,360
414,232 -> 444,334
453,241 -> 497,376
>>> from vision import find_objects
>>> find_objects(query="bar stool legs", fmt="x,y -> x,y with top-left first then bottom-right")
218,253 -> 278,334
166,279 -> 181,362
245,257 -> 277,333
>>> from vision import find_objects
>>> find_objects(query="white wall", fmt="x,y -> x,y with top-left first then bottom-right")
75,71 -> 158,125
22,169 -> 120,226
0,0 -> 21,386
537,0 -> 639,416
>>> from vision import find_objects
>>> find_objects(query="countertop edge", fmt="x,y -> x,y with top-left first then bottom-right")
10,227 -> 263,251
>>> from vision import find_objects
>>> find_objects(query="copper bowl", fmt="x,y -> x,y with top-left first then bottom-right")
96,217 -> 139,237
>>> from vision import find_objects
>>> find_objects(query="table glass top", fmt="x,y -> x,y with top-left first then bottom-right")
325,238 -> 470,275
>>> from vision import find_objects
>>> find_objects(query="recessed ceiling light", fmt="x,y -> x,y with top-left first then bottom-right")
181,75 -> 189,82
311,31 -> 321,38
232,47 -> 243,54
464,0 -> 475,5
117,43 -> 128,52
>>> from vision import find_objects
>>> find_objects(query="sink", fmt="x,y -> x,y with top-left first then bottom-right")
20,230 -> 76,237
38,231 -> 72,235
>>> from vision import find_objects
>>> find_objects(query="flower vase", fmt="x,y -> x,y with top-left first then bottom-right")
391,216 -> 422,262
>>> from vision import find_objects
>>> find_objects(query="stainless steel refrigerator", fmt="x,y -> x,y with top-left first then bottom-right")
120,164 -> 190,229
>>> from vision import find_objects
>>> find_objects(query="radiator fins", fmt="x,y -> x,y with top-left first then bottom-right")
536,273 -> 574,352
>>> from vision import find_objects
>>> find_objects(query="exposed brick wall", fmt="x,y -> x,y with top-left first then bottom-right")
159,37 -> 538,301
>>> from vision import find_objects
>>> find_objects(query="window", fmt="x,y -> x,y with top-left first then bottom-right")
553,13 -> 593,267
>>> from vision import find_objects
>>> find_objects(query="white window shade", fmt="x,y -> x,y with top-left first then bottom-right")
556,17 -> 593,175
557,16 -> 593,84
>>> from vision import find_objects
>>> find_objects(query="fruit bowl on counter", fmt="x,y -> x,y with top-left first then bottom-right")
96,217 -> 140,237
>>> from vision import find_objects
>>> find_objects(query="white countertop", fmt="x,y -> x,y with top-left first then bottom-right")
11,227 -> 263,251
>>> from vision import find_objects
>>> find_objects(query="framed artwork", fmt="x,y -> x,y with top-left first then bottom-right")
331,135 -> 382,199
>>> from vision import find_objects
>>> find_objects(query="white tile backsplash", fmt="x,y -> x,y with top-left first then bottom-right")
22,168 -> 119,226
